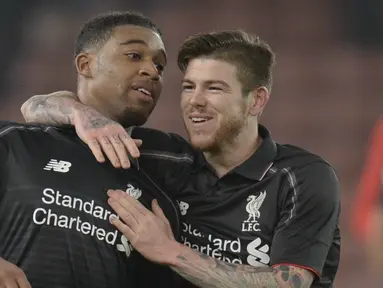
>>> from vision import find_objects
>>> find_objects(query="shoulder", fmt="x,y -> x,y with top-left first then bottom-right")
0,121 -> 74,142
131,127 -> 195,157
0,121 -> 47,138
274,143 -> 336,174
273,143 -> 339,199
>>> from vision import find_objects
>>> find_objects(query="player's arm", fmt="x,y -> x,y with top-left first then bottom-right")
21,90 -> 81,125
168,245 -> 313,288
108,188 -> 313,288
21,91 -> 192,184
20,91 -> 141,168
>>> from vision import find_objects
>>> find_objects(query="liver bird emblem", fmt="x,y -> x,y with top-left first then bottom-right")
244,192 -> 266,223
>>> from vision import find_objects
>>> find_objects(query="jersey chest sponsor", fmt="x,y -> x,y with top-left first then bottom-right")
177,191 -> 272,267
27,184 -> 143,258
180,221 -> 271,267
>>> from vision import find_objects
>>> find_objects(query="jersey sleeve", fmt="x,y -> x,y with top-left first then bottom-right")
131,127 -> 194,194
270,162 -> 341,278
351,117 -> 383,243
0,137 -> 9,197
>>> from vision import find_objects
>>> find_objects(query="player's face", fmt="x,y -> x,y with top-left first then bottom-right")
88,25 -> 166,126
181,58 -> 250,151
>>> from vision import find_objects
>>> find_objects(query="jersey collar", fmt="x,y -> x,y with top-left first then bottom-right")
233,125 -> 277,180
193,125 -> 277,181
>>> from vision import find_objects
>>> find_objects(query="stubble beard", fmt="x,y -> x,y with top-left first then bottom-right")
186,112 -> 248,153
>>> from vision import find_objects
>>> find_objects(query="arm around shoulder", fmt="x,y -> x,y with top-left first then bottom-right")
21,91 -> 83,125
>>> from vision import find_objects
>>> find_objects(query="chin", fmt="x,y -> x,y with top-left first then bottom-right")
118,111 -> 149,127
189,134 -> 217,151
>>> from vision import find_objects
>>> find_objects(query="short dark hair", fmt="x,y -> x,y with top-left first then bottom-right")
177,30 -> 275,93
75,11 -> 162,57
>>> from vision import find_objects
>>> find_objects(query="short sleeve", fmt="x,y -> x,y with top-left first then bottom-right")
130,127 -> 194,193
270,162 -> 341,277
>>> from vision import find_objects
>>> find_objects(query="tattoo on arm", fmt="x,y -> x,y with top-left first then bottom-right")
273,265 -> 314,288
22,93 -> 81,125
78,107 -> 116,130
172,251 -> 314,288
22,93 -> 117,131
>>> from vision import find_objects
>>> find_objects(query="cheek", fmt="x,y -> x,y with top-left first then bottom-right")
102,58 -> 135,79
180,94 -> 188,111
217,103 -> 242,121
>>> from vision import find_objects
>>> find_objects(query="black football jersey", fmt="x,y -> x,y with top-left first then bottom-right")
0,122 -> 180,288
132,126 -> 341,288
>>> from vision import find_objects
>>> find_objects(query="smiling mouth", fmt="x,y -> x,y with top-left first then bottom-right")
190,117 -> 213,124
134,87 -> 152,97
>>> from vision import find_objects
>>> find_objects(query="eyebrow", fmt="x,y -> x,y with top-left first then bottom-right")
182,79 -> 230,88
119,39 -> 167,64
119,39 -> 148,46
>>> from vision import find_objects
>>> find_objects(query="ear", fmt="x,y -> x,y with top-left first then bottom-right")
75,52 -> 94,78
248,86 -> 270,116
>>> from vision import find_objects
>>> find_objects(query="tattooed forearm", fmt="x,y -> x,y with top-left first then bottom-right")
77,107 -> 117,129
171,250 -> 313,288
272,265 -> 313,288
172,252 -> 277,288
21,92 -> 82,125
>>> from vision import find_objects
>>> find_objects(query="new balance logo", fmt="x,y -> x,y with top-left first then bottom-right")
44,159 -> 72,173
246,237 -> 270,267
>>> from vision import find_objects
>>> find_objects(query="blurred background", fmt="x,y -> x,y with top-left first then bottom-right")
0,0 -> 382,286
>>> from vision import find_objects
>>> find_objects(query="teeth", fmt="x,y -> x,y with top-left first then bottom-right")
137,88 -> 151,95
191,117 -> 207,123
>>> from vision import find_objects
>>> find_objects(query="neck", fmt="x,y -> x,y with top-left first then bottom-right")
77,82 -> 113,120
203,124 -> 262,178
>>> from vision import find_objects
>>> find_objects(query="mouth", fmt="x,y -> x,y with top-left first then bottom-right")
189,115 -> 214,125
131,80 -> 156,101
132,87 -> 154,103
134,87 -> 152,97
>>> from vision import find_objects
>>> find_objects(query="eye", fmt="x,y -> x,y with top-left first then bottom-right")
155,63 -> 165,72
182,85 -> 194,92
125,52 -> 142,60
209,86 -> 222,91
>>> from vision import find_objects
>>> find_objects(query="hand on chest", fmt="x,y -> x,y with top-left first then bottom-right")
175,185 -> 278,267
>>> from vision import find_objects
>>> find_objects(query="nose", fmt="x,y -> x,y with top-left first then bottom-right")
139,61 -> 160,81
188,89 -> 207,107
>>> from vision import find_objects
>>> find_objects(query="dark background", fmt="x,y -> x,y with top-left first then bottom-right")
1,1 -> 382,286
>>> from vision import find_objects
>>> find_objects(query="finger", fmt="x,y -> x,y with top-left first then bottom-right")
109,215 -> 136,241
152,199 -> 175,240
3,279 -> 19,288
152,199 -> 169,224
109,190 -> 149,216
87,138 -> 105,163
16,275 -> 32,288
107,195 -> 140,231
99,136 -> 121,168
110,135 -> 131,169
133,139 -> 143,148
120,134 -> 140,158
